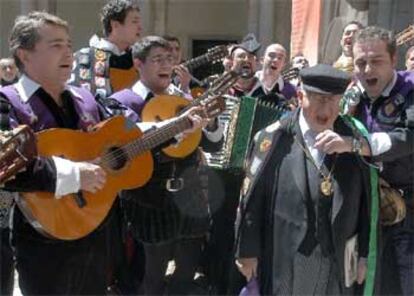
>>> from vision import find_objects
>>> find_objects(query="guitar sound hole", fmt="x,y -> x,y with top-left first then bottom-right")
176,105 -> 185,115
105,147 -> 128,170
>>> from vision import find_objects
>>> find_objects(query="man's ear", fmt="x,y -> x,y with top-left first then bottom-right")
296,89 -> 304,107
16,48 -> 29,67
260,56 -> 264,65
109,19 -> 120,33
133,58 -> 142,71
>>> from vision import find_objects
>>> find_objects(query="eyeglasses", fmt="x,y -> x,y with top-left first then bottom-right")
148,55 -> 174,65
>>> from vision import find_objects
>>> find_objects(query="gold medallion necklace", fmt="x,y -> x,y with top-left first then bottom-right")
294,136 -> 337,197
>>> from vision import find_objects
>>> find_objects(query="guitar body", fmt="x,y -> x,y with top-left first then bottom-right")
109,67 -> 139,92
18,116 -> 153,240
141,95 -> 202,158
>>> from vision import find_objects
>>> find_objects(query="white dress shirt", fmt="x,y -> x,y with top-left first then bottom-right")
14,75 -> 86,197
299,110 -> 325,168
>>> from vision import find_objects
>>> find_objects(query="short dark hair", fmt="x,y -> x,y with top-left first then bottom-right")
406,45 -> 414,61
355,26 -> 397,57
9,11 -> 69,71
163,35 -> 180,46
343,20 -> 364,33
132,36 -> 171,62
101,0 -> 140,37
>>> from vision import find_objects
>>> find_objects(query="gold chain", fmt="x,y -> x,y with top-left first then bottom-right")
294,135 -> 337,197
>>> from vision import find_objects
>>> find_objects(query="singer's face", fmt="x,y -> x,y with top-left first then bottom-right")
231,48 -> 257,79
136,46 -> 174,93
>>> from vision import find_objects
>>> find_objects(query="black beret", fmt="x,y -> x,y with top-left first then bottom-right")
231,33 -> 261,55
300,64 -> 351,95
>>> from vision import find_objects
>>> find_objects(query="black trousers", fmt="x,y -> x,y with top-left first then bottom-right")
12,207 -> 120,295
202,169 -> 245,295
142,238 -> 203,295
0,228 -> 14,296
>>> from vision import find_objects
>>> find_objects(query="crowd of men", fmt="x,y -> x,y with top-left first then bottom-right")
0,0 -> 413,295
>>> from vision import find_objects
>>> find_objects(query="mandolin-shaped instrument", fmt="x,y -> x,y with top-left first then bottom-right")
141,70 -> 241,158
17,99 -> 224,241
396,24 -> 414,46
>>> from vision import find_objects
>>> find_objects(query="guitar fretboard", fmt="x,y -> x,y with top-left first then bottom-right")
124,117 -> 192,159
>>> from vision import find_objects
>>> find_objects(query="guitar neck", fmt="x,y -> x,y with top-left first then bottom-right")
181,55 -> 210,72
128,117 -> 192,157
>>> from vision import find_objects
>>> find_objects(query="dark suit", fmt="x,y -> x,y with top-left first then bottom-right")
235,111 -> 372,295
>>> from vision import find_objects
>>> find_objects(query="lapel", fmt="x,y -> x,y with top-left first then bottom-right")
331,154 -> 345,223
287,120 -> 309,204
331,120 -> 348,223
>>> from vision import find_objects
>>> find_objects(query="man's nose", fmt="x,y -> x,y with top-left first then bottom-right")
364,63 -> 373,74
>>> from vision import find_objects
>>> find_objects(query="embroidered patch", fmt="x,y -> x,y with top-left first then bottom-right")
383,101 -> 396,117
95,50 -> 107,61
260,138 -> 272,152
78,54 -> 90,66
94,61 -> 106,76
95,77 -> 106,88
79,68 -> 91,80
377,96 -> 403,124
250,156 -> 262,175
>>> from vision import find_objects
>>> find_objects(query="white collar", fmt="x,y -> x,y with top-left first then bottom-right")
131,80 -> 183,99
131,80 -> 152,99
89,34 -> 125,56
14,74 -> 82,103
299,108 -> 315,142
357,70 -> 398,99
14,74 -> 41,102
256,70 -> 284,94
299,109 -> 326,166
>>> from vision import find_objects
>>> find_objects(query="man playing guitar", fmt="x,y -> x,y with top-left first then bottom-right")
111,35 -> 224,295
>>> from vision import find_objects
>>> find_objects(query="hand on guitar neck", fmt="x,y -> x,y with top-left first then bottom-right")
71,103 -> 215,195
177,96 -> 224,137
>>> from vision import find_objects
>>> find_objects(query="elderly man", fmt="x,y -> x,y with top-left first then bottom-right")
235,64 -> 373,295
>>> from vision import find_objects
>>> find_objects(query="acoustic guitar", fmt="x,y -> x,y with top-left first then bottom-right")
18,98 -> 224,241
141,70 -> 240,158
0,125 -> 37,184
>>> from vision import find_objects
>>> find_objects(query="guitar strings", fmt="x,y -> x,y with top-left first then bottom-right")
100,73 -> 239,166
99,118 -> 189,166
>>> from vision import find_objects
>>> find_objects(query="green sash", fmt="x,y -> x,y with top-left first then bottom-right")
342,115 -> 379,296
